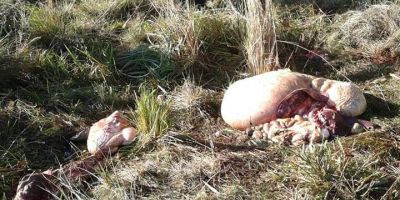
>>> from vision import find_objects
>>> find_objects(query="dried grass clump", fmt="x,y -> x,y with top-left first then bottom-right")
0,0 -> 29,55
265,141 -> 399,199
170,78 -> 220,130
275,5 -> 328,48
274,0 -> 385,13
72,0 -> 151,34
171,79 -> 208,111
90,144 -> 220,199
87,139 -> 285,199
245,0 -> 279,75
75,0 -> 143,18
0,0 -> 27,36
28,4 -> 75,44
272,5 -> 330,70
325,4 -> 400,63
146,1 -> 245,78
120,15 -> 148,48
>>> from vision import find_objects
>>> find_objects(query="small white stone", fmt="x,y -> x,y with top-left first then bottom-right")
263,131 -> 268,140
351,123 -> 365,134
214,131 -> 222,137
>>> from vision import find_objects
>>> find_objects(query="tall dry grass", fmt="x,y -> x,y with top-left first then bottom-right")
245,0 -> 279,75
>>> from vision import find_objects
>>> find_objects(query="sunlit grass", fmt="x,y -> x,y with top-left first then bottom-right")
128,85 -> 172,151
245,0 -> 279,74
2,0 -> 400,199
266,140 -> 397,199
325,4 -> 400,63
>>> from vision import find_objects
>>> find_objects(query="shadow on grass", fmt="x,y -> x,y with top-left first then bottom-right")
362,93 -> 400,119
0,113 -> 76,198
0,56 -> 40,91
273,0 -> 376,13
344,64 -> 395,83
115,45 -> 174,83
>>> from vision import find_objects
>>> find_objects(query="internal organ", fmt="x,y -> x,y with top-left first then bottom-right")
276,88 -> 348,136
249,88 -> 373,145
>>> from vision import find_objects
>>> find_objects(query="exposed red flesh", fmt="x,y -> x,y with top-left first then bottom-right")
276,88 -> 331,118
276,88 -> 370,137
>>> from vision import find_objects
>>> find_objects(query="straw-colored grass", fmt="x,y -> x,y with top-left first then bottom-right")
325,4 -> 400,63
144,1 -> 245,81
169,78 -> 220,130
245,0 -> 280,75
2,0 -> 400,199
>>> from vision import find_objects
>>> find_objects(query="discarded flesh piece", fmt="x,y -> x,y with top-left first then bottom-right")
87,111 -> 137,156
14,156 -> 101,200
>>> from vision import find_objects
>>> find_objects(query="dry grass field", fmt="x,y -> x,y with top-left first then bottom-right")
1,0 -> 400,199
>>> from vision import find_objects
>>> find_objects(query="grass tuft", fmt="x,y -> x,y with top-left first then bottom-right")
245,0 -> 279,75
28,4 -> 73,46
146,2 -> 245,82
128,85 -> 172,151
170,78 -> 221,130
116,45 -> 174,82
0,0 -> 28,36
266,141 -> 397,199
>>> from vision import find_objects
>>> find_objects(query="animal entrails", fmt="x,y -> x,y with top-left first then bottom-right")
221,70 -> 373,145
87,111 -> 137,156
